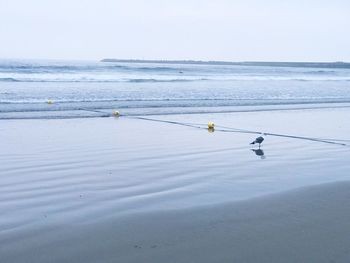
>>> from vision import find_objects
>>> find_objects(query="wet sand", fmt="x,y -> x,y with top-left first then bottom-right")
3,182 -> 350,263
1,107 -> 350,262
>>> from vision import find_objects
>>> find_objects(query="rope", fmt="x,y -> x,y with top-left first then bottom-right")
127,116 -> 349,147
79,108 -> 111,117
213,125 -> 347,146
127,116 -> 204,129
79,108 -> 349,147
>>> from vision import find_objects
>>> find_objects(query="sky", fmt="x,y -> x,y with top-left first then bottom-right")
0,0 -> 349,62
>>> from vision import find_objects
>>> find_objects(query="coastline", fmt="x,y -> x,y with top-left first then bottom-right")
100,59 -> 350,69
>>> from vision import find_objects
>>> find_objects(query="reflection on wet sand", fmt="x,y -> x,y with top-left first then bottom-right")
251,148 -> 266,159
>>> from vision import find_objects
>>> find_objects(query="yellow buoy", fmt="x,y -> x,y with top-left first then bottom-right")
113,110 -> 120,117
47,99 -> 54,104
208,122 -> 215,129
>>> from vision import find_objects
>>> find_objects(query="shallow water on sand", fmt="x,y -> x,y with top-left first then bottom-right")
1,108 -> 350,233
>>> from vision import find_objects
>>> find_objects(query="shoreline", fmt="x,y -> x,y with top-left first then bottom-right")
2,101 -> 350,120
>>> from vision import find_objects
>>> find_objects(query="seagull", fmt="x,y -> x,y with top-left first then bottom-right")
250,136 -> 264,147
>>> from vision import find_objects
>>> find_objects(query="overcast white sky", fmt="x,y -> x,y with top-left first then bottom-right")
0,0 -> 349,61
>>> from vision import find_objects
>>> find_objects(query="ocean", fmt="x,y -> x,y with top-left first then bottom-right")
1,59 -> 350,119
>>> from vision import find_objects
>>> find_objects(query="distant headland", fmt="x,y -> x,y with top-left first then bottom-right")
101,59 -> 350,69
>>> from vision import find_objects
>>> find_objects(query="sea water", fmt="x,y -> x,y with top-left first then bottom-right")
1,59 -> 350,118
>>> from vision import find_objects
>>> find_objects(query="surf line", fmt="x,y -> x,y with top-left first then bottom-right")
79,108 -> 348,147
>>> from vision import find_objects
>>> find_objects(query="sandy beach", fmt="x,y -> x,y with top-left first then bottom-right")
1,106 -> 350,262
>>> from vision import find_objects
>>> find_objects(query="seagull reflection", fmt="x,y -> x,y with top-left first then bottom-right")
251,148 -> 266,159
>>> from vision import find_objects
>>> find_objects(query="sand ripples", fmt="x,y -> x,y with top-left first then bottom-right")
1,113 -> 350,231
